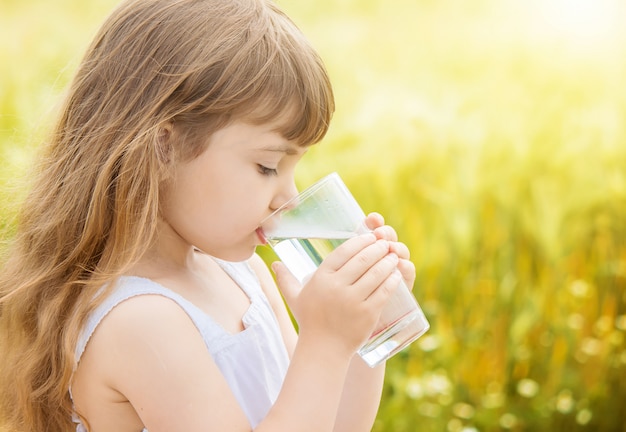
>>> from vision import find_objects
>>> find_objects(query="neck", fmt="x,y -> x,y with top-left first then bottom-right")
129,218 -> 198,278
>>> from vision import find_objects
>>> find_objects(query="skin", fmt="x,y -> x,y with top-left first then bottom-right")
71,120 -> 416,431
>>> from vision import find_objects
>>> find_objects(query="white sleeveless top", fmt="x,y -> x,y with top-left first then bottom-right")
71,258 -> 290,431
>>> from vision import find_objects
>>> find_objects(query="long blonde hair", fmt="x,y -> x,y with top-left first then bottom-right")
0,0 -> 334,430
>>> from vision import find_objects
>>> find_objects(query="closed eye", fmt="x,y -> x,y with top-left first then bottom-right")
257,165 -> 278,176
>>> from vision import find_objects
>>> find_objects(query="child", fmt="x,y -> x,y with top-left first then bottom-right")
0,0 -> 416,430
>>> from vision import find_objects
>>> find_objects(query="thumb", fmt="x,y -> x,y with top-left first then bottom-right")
271,261 -> 301,307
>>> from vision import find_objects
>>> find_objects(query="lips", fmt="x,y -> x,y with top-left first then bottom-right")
255,227 -> 267,245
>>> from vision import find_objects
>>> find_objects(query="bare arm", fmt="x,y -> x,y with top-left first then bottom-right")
251,253 -> 386,432
333,358 -> 386,432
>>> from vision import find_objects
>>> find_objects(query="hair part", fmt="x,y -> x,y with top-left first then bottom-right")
0,0 -> 334,430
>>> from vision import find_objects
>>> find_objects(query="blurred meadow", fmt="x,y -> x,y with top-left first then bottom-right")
2,0 -> 626,430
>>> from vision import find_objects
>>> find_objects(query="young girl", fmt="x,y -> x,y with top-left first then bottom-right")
0,0 -> 416,431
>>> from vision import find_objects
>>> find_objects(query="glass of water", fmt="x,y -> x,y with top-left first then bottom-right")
259,172 -> 429,367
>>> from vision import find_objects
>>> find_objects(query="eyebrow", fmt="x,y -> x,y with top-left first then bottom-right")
258,144 -> 302,156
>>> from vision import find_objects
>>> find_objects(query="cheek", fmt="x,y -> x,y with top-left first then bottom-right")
198,186 -> 259,235
160,172 -> 218,235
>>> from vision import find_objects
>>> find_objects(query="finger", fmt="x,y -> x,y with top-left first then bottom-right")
397,259 -> 416,289
352,252 -> 399,298
389,241 -> 410,259
271,261 -> 302,306
338,239 -> 392,283
373,225 -> 398,242
364,212 -> 384,231
320,233 -> 377,271
364,270 -> 402,308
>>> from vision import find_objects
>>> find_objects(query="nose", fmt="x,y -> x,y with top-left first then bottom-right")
269,177 -> 299,212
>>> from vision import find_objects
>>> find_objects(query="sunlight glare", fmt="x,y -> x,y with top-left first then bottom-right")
534,0 -> 624,49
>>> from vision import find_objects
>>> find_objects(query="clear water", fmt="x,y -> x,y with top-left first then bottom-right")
266,230 -> 356,283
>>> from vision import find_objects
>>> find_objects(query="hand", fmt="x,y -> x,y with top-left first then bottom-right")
272,233 -> 401,356
364,212 -> 416,292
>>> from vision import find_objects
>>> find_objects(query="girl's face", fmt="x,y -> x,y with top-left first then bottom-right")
160,120 -> 306,262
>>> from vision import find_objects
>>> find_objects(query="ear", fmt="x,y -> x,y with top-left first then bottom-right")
155,121 -> 174,164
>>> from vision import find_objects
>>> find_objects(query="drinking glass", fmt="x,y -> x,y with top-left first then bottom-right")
259,172 -> 429,367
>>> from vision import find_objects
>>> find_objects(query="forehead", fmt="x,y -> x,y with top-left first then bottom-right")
209,120 -> 305,155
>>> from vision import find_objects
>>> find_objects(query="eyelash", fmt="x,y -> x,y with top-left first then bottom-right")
257,165 -> 278,176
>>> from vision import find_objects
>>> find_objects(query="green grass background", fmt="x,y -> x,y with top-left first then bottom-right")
2,0 -> 626,430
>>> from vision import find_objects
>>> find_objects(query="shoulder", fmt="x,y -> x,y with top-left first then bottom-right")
72,294 -> 249,430
97,293 -> 193,336
79,294 -> 207,382
73,294 -> 197,395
